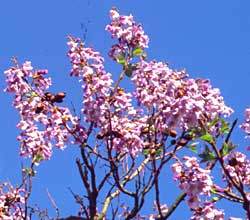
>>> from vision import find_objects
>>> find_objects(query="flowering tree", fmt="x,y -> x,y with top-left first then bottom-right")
2,7 -> 250,220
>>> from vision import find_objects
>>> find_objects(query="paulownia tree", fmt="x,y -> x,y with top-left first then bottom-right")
2,7 -> 250,220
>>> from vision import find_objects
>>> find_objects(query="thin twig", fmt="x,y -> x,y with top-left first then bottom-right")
46,188 -> 60,218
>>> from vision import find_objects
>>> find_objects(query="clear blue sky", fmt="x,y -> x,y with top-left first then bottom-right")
1,0 -> 250,219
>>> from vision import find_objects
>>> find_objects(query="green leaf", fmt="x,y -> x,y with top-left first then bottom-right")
186,128 -> 199,139
31,91 -> 38,97
24,91 -> 37,98
155,148 -> 163,156
188,142 -> 199,153
23,168 -> 35,176
199,152 -> 216,163
116,55 -> 126,65
212,196 -> 220,202
132,47 -> 143,56
200,133 -> 214,143
198,145 -> 216,163
210,187 -> 217,194
221,143 -> 229,156
143,149 -> 150,156
220,118 -> 230,134
32,154 -> 44,164
221,142 -> 235,156
208,116 -> 219,128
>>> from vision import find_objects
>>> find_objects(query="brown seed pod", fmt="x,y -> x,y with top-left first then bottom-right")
51,92 -> 66,103
35,103 -> 45,114
177,138 -> 188,146
56,92 -> 66,99
228,158 -> 238,167
117,87 -> 124,96
97,131 -> 123,139
45,92 -> 53,101
141,127 -> 149,135
49,95 -> 56,103
96,133 -> 104,139
168,129 -> 177,138
175,87 -> 186,99
112,131 -> 123,138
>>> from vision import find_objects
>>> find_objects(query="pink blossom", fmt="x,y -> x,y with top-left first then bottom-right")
67,37 -> 146,155
172,156 -> 213,208
225,151 -> 250,186
106,8 -> 149,60
5,61 -> 81,163
190,202 -> 224,220
132,60 -> 233,131
67,36 -> 113,126
240,108 -> 250,137
0,183 -> 25,219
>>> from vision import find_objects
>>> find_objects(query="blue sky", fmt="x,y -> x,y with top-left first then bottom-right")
1,0 -> 250,219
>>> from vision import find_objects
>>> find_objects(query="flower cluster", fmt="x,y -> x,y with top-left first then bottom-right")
4,7 -> 244,219
102,88 -> 147,155
190,202 -> 224,220
5,61 -> 80,163
67,37 -> 146,155
172,156 -> 213,209
240,108 -> 250,137
132,60 -> 233,131
106,8 -> 149,60
67,36 -> 113,127
0,183 -> 25,219
224,151 -> 250,186
108,115 -> 146,155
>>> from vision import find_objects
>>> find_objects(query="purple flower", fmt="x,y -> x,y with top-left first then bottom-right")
225,151 -> 250,186
132,60 -> 233,131
240,108 -> 250,138
190,202 -> 224,220
0,183 -> 26,219
172,157 -> 213,208
106,8 -> 149,60
5,62 -> 81,164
